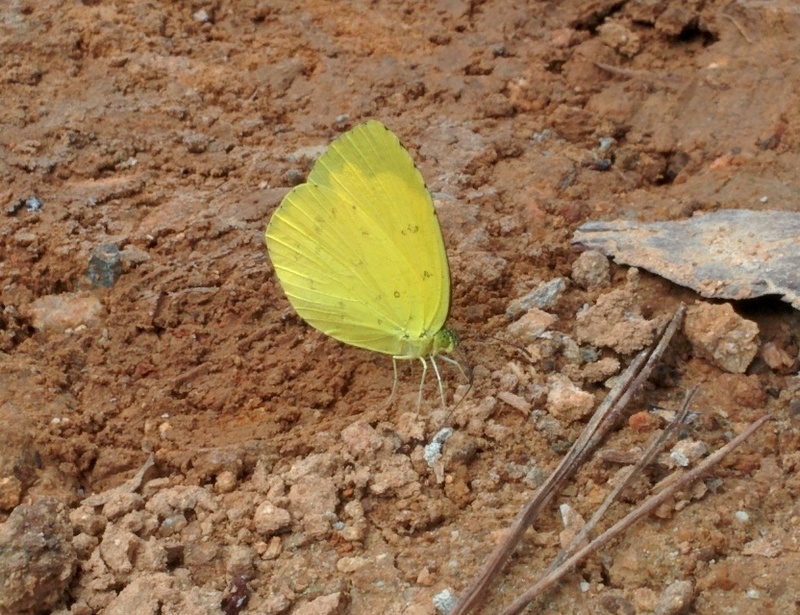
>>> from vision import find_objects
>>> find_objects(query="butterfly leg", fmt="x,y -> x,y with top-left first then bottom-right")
386,357 -> 400,407
430,355 -> 447,410
416,357 -> 428,411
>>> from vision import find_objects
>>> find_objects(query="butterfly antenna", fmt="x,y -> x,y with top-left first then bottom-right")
468,334 -> 533,362
436,345 -> 474,421
455,344 -> 474,386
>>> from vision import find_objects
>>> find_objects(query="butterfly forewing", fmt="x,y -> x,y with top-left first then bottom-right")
266,120 -> 451,358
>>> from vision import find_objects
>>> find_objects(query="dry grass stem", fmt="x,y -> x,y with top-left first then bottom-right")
499,413 -> 770,615
450,306 -> 685,614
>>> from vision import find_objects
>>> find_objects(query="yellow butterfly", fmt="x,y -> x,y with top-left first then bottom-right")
265,120 -> 460,407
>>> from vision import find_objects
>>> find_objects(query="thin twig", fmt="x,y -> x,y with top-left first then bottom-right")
546,387 -> 698,573
593,61 -> 685,86
450,306 -> 685,615
499,414 -> 771,615
581,306 -> 686,456
721,13 -> 754,44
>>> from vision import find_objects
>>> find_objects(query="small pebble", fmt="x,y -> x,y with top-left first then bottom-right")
572,250 -> 610,290
215,471 -> 238,494
27,293 -> 104,333
158,421 -> 174,440
497,391 -> 531,414
433,589 -> 456,614
417,566 -> 434,586
159,514 -> 188,537
598,137 -> 615,151
546,374 -> 595,424
337,556 -> 368,573
253,501 -> 291,536
669,440 -> 707,468
25,195 -> 42,212
424,428 -> 453,466
654,579 -> 694,615
684,303 -> 759,373
297,593 -> 346,615
507,308 -> 557,343
506,278 -> 566,317
86,244 -> 123,288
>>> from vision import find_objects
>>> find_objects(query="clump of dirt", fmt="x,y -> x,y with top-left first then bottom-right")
1,1 -> 799,614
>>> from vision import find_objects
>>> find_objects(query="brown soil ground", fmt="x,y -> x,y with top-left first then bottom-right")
1,1 -> 799,614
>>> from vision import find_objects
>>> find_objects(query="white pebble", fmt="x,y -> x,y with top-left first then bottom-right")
433,589 -> 456,613
424,428 -> 453,466
735,510 -> 750,522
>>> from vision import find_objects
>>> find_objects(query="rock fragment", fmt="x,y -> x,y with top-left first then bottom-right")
684,303 -> 759,373
0,497 -> 77,614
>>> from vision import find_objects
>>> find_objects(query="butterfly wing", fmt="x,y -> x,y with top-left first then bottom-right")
266,120 -> 451,357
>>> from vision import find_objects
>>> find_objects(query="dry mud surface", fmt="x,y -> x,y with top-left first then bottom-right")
1,1 -> 800,614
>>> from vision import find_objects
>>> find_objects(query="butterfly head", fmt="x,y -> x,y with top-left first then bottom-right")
432,327 -> 459,356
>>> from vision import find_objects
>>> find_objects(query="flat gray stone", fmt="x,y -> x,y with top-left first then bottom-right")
572,209 -> 800,310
